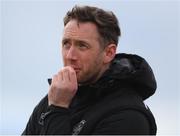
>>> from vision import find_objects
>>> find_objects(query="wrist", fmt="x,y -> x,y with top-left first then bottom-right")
48,101 -> 70,108
48,104 -> 70,111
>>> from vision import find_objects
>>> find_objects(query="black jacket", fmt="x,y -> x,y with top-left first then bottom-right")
22,53 -> 157,135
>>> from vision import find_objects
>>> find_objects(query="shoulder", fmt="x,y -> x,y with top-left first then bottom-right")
31,94 -> 48,118
94,109 -> 151,135
115,109 -> 150,126
101,109 -> 150,126
93,88 -> 157,134
99,87 -> 146,111
22,95 -> 48,134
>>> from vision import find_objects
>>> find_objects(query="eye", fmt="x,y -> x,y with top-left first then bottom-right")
62,41 -> 71,49
79,44 -> 86,48
78,43 -> 89,50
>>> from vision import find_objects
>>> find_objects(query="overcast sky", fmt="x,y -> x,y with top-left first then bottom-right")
1,0 -> 180,135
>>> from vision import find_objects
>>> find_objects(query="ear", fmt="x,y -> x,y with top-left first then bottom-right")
103,44 -> 117,64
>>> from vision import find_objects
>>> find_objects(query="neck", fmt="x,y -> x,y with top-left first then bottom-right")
79,63 -> 110,86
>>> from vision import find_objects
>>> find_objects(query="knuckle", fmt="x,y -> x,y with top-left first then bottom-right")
62,67 -> 69,73
69,68 -> 75,73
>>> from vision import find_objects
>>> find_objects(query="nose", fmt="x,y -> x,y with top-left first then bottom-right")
66,46 -> 77,60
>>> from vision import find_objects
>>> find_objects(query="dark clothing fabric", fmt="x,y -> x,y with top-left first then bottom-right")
22,53 -> 157,135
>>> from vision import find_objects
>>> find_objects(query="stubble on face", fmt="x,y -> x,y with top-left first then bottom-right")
78,52 -> 105,85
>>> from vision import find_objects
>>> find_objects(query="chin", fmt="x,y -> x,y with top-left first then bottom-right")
77,78 -> 86,85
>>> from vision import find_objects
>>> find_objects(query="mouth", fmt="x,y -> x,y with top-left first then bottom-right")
70,66 -> 81,72
74,68 -> 81,73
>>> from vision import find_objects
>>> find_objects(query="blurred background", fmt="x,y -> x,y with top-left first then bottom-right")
0,0 -> 179,135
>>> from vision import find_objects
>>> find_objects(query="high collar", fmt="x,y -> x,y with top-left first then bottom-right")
48,53 -> 157,101
75,53 -> 157,100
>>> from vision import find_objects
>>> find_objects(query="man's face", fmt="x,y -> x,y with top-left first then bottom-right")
62,20 -> 106,84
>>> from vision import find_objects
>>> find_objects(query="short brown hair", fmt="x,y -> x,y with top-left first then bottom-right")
64,5 -> 121,48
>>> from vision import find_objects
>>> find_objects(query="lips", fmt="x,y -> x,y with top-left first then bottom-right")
74,68 -> 81,73
70,66 -> 81,72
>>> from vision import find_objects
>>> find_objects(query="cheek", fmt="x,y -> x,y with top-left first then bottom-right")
82,53 -> 102,70
62,55 -> 66,64
81,56 -> 89,69
62,51 -> 68,64
62,50 -> 66,58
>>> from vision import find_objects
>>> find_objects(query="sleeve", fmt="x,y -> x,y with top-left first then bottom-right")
22,96 -> 72,135
22,109 -> 38,135
92,109 -> 150,135
22,96 -> 48,135
40,105 -> 72,135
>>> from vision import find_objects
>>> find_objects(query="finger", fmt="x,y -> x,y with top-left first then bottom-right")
68,67 -> 77,83
62,69 -> 70,81
58,71 -> 63,81
50,74 -> 59,89
52,74 -> 58,83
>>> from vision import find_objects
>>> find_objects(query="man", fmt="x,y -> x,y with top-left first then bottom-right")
22,5 -> 157,135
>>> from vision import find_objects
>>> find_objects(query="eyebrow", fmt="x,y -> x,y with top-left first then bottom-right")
62,38 -> 90,46
62,38 -> 69,44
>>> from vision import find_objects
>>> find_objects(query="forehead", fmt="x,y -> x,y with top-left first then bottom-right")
63,20 -> 100,41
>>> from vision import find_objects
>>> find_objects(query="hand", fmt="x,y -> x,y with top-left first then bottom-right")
48,66 -> 78,108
